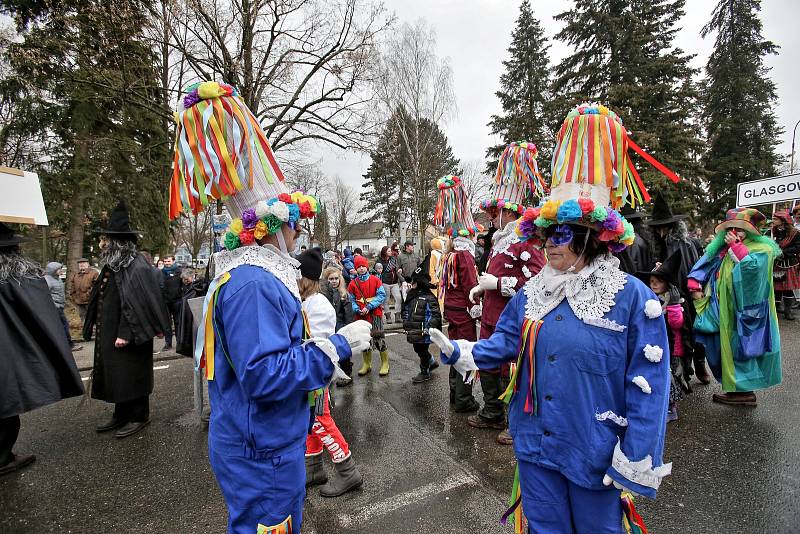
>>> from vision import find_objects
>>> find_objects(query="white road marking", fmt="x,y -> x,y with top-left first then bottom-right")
336,472 -> 476,528
385,332 -> 400,337
153,365 -> 170,370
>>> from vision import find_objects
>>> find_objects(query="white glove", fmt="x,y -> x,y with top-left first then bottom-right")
468,285 -> 483,304
602,474 -> 639,497
478,273 -> 499,292
337,320 -> 372,354
429,328 -> 455,357
468,304 -> 482,319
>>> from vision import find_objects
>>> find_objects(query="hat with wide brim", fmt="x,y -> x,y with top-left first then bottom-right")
94,200 -> 142,236
619,204 -> 645,221
634,250 -> 682,288
714,207 -> 766,235
645,191 -> 688,226
0,222 -> 26,247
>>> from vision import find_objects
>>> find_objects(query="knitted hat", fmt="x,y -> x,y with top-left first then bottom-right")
481,142 -> 547,215
516,103 -> 680,252
433,175 -> 481,237
354,255 -> 369,270
169,81 -> 319,251
715,207 -> 766,235
298,247 -> 324,280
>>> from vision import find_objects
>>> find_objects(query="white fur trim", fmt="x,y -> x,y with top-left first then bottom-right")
453,340 -> 479,384
644,299 -> 663,319
520,250 -> 531,262
643,344 -> 664,363
611,438 -> 672,490
632,375 -> 652,394
500,276 -> 518,297
522,265 -> 532,278
595,410 -> 628,427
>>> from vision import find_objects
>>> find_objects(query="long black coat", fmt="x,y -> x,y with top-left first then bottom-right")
84,255 -> 169,403
0,276 -> 84,418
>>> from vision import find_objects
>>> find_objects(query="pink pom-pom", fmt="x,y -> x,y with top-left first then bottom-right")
578,198 -> 595,214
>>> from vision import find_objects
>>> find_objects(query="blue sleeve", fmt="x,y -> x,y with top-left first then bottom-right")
368,284 -> 386,309
220,279 -> 334,402
349,288 -> 361,313
606,286 -> 671,499
471,291 -> 524,368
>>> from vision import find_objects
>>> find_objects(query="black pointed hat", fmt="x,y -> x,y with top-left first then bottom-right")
0,222 -> 26,247
619,204 -> 645,221
645,191 -> 687,226
635,250 -> 683,288
95,200 -> 142,237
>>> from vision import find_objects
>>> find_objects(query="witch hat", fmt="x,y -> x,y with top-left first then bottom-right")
95,200 -> 141,237
645,191 -> 687,226
635,250 -> 683,288
0,222 -> 26,247
620,204 -> 645,221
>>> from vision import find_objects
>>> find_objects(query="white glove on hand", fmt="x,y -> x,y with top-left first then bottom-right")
428,328 -> 455,357
478,273 -> 499,292
468,304 -> 482,319
338,320 -> 372,354
602,474 -> 639,497
468,285 -> 483,304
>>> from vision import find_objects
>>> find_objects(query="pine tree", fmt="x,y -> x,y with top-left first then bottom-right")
552,0 -> 705,213
701,0 -> 783,216
486,0 -> 556,176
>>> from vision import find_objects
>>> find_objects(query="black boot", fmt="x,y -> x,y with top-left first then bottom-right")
319,455 -> 363,497
305,454 -> 328,487
784,296 -> 795,320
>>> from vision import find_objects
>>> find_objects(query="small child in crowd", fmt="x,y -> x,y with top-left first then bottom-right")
637,252 -> 693,422
348,255 -> 389,376
402,266 -> 442,383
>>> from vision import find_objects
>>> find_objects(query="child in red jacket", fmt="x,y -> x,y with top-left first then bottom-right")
348,255 -> 388,376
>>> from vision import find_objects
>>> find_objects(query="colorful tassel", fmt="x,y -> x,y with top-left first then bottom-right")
495,142 -> 548,201
194,272 -> 232,380
433,175 -> 480,237
499,319 -> 542,414
257,515 -> 292,534
621,492 -> 648,534
500,465 -> 526,534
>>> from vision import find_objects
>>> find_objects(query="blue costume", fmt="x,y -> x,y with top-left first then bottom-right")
442,259 -> 671,533
203,253 -> 353,533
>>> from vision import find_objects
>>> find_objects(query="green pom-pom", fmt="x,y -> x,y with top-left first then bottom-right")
263,214 -> 283,234
534,217 -> 553,228
621,220 -> 635,241
589,206 -> 608,222
223,232 -> 241,250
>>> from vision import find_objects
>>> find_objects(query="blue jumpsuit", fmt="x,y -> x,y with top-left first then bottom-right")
207,264 -> 352,533
448,273 -> 670,533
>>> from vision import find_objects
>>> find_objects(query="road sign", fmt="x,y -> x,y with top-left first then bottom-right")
0,166 -> 49,225
737,173 -> 800,208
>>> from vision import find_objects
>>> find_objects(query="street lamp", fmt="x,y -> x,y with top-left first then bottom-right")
792,119 -> 800,174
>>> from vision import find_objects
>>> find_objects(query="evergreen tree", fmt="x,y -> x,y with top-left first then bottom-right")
701,0 -> 782,216
486,0 -> 556,176
313,205 -> 332,251
552,0 -> 705,213
361,107 -> 459,240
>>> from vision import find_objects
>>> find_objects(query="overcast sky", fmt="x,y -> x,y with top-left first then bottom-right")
317,0 -> 800,190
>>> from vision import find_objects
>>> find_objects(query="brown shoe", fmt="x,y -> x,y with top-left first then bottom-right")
0,454 -> 36,476
467,414 -> 505,430
712,392 -> 757,406
496,429 -> 513,445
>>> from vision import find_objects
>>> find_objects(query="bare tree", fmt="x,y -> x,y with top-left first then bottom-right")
326,176 -> 365,250
373,19 -> 456,246
151,0 -> 392,153
459,160 -> 493,213
172,206 -> 213,260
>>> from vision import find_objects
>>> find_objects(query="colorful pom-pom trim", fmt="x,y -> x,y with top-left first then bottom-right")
222,190 -> 319,250
515,196 -> 635,250
480,198 -> 526,216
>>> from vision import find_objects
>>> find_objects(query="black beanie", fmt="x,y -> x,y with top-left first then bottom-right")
298,247 -> 324,280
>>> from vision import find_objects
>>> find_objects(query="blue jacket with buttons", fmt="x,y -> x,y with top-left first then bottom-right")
463,273 -> 670,498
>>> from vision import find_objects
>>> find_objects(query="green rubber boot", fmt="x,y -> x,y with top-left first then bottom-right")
358,350 -> 372,376
379,350 -> 390,376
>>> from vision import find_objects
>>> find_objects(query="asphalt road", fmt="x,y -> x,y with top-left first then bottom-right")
2,321 -> 799,533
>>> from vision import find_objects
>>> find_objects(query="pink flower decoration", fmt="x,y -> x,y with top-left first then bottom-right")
578,198 -> 595,214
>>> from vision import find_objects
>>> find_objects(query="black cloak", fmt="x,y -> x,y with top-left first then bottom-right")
83,254 -> 169,403
0,277 -> 84,418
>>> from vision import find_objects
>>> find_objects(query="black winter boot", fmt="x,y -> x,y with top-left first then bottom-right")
319,456 -> 363,497
305,454 -> 327,487
784,297 -> 795,320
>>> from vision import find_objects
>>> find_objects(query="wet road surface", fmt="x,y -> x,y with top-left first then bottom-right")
1,323 -> 799,532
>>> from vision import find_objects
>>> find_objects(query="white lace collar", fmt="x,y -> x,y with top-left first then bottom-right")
490,220 -> 520,259
452,236 -> 476,256
523,255 -> 627,322
211,244 -> 301,301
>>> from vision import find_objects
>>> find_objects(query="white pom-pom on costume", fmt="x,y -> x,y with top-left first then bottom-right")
644,299 -> 663,319
522,265 -> 532,278
270,201 -> 290,222
520,251 -> 531,261
632,376 -> 652,394
255,201 -> 270,219
643,344 -> 663,363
